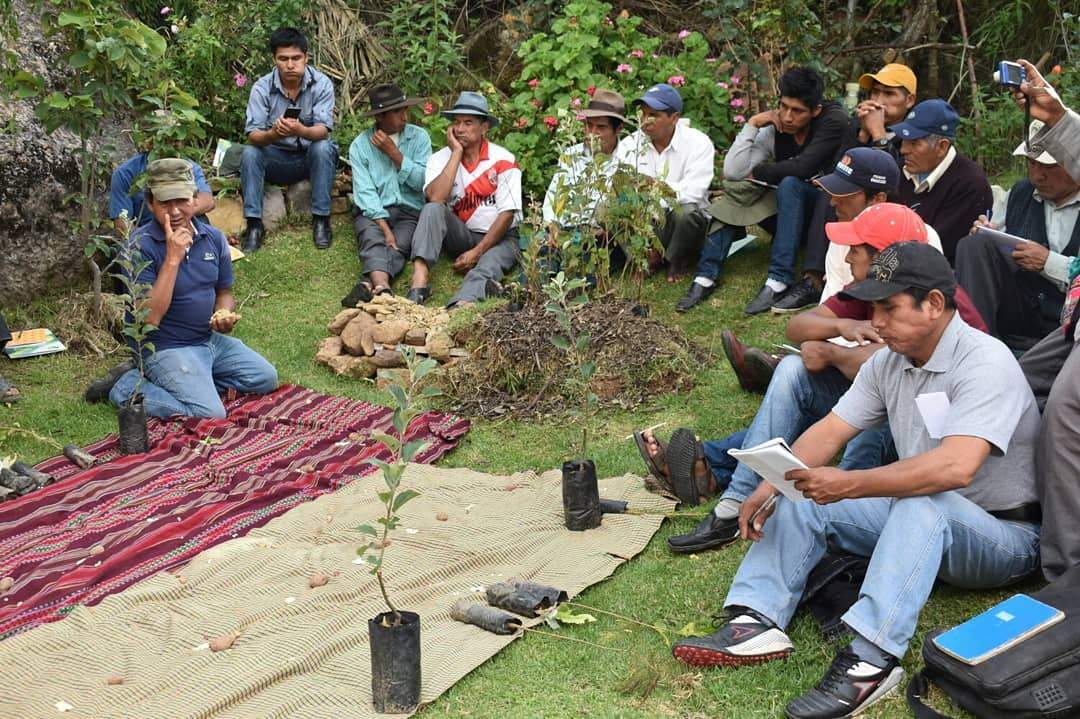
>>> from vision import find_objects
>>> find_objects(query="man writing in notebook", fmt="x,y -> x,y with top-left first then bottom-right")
671,242 -> 1041,719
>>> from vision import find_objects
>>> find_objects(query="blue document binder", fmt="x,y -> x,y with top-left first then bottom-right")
932,594 -> 1065,665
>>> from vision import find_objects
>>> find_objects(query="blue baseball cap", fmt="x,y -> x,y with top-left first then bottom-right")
632,83 -> 683,113
815,147 -> 901,196
888,99 -> 959,140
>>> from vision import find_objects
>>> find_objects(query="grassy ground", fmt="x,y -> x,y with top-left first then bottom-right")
0,217 -> 1026,717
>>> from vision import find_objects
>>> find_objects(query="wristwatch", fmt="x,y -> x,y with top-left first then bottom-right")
872,136 -> 891,148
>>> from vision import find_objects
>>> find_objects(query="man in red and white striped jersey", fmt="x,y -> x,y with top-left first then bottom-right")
406,92 -> 522,308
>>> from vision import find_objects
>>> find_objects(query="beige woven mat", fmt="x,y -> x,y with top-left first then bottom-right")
0,464 -> 673,718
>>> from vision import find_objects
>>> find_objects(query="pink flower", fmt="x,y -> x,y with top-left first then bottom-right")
730,97 -> 744,108
730,75 -> 741,86
717,81 -> 729,89
629,49 -> 644,58
586,85 -> 596,96
233,72 -> 247,88
528,78 -> 539,88
571,97 -> 582,107
515,117 -> 528,129
616,64 -> 632,74
530,98 -> 541,108
543,115 -> 559,129
734,114 -> 746,123
668,75 -> 686,87
605,18 -> 613,25
160,6 -> 172,15
678,29 -> 690,39
422,102 -> 434,115
652,52 -> 659,58
575,112 -> 586,121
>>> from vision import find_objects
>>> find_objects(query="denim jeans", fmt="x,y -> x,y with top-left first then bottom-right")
721,355 -> 896,503
767,176 -> 821,285
109,333 -> 278,419
693,224 -> 744,281
702,429 -> 747,494
240,140 -> 338,218
725,493 -> 1040,657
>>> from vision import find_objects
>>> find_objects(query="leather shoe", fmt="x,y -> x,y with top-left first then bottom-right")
241,221 -> 264,253
721,330 -> 760,392
667,511 -> 740,553
770,277 -> 820,314
84,358 -> 135,403
406,286 -> 431,305
744,284 -> 785,315
744,348 -> 780,388
313,215 -> 332,249
340,280 -> 373,308
676,281 -> 716,312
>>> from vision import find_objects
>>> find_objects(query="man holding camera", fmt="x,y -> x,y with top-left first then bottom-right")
240,27 -> 337,252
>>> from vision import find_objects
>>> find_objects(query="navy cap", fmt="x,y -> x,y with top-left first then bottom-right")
632,83 -> 683,113
888,99 -> 959,140
815,147 -> 901,196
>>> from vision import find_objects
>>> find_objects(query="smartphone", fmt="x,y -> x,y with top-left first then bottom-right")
283,107 -> 301,120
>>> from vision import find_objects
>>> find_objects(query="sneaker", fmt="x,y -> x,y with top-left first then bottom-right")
771,278 -> 821,314
84,359 -> 135,403
784,648 -> 904,719
672,609 -> 794,667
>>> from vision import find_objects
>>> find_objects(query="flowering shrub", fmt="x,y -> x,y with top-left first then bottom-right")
494,0 -> 739,196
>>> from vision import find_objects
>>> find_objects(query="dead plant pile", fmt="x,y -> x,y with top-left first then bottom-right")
50,292 -> 125,357
441,296 -> 705,419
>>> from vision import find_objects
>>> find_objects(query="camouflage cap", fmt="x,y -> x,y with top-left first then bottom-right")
147,158 -> 196,202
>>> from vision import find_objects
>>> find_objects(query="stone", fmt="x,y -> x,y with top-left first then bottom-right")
327,354 -> 376,379
371,349 -> 405,368
328,308 -> 361,334
0,576 -> 12,593
285,180 -> 312,217
360,329 -> 375,356
261,187 -> 287,230
426,331 -> 453,363
405,327 -> 427,346
370,320 -> 410,346
340,312 -> 378,355
375,368 -> 410,391
205,196 -> 245,236
315,336 -> 344,365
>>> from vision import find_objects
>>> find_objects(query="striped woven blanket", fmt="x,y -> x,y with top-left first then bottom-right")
0,384 -> 468,640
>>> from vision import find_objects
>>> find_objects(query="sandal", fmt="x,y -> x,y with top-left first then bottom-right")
634,429 -> 668,480
665,428 -> 715,507
341,280 -> 374,308
0,376 -> 19,404
374,285 -> 393,297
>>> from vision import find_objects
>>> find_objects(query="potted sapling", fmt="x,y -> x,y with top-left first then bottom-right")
356,348 -> 440,713
543,272 -> 601,530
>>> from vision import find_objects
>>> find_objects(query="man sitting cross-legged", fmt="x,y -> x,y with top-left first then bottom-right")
672,241 -> 1041,719
664,205 -> 986,555
341,83 -> 432,308
86,159 -> 278,418
406,92 -> 522,308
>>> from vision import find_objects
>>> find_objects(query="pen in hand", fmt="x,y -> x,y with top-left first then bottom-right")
749,494 -> 779,532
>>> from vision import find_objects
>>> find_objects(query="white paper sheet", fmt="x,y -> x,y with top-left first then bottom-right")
915,391 -> 952,440
728,438 -> 810,502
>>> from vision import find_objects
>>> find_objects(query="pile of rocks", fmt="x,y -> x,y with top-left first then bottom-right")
316,294 -> 466,383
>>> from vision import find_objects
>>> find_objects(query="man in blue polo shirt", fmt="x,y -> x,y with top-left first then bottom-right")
88,158 -> 277,419
341,83 -> 432,307
240,26 -> 337,252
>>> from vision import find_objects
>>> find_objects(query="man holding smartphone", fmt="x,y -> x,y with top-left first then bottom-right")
240,27 -> 337,252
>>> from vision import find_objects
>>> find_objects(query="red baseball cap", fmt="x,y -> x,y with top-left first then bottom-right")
825,202 -> 927,251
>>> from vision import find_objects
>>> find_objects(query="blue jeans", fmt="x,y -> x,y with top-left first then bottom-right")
694,224 -> 743,281
725,493 -> 1040,657
702,430 -> 747,494
109,333 -> 278,419
721,356 -> 895,503
768,176 -> 821,285
240,140 -> 338,218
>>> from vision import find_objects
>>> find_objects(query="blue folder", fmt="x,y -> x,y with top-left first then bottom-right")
932,593 -> 1065,665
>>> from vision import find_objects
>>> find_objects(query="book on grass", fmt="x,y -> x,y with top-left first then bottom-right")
4,329 -> 66,359
932,594 -> 1064,665
727,437 -> 809,502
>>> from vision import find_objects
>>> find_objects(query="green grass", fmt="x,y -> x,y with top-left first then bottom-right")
0,217 -> 1019,717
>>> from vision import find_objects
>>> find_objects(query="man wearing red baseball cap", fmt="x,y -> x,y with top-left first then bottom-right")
664,204 -> 985,556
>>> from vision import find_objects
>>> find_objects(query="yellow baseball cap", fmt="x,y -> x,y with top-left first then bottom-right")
858,63 -> 917,94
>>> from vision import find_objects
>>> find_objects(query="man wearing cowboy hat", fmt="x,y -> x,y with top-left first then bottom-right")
956,119 -> 1080,347
341,83 -> 433,308
541,89 -> 629,272
406,91 -> 522,308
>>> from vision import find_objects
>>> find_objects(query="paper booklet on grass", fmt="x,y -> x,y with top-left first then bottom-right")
727,437 -> 809,502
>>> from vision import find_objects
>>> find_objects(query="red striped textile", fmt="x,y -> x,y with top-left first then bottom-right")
0,384 -> 469,640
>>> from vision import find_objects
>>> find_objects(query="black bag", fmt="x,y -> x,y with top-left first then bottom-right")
907,563 -> 1080,718
798,549 -> 869,640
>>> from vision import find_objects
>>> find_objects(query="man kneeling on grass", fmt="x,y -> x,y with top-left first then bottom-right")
672,241 -> 1041,719
86,159 -> 278,418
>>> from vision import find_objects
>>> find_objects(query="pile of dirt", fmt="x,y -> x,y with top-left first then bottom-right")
441,296 -> 704,419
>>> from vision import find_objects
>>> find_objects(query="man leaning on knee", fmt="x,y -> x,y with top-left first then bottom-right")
672,241 -> 1041,718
